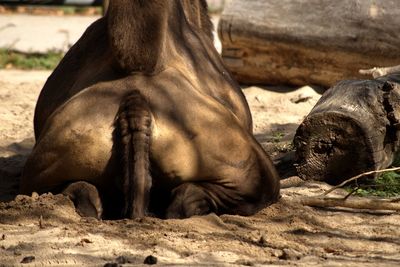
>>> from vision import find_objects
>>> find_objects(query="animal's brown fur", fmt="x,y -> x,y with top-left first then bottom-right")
117,91 -> 152,218
107,0 -> 169,73
181,0 -> 214,40
21,0 -> 280,219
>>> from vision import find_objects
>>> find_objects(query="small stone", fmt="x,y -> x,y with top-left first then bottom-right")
290,94 -> 313,104
144,255 -> 157,265
235,259 -> 254,266
15,195 -> 27,202
184,232 -> 196,239
81,238 -> 93,244
279,248 -> 303,261
103,263 -> 120,267
31,192 -> 39,200
1,234 -> 5,240
258,235 -> 269,247
39,215 -> 44,229
271,249 -> 283,258
115,256 -> 131,264
21,256 -> 35,264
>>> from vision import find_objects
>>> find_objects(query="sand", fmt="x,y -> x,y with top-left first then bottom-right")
0,70 -> 399,266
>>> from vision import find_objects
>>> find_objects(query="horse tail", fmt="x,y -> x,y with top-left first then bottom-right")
116,90 -> 152,218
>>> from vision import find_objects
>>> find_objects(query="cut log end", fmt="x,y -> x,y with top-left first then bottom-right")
295,112 -> 375,185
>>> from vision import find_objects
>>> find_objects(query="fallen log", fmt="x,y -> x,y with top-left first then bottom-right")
294,73 -> 400,184
298,196 -> 400,212
218,0 -> 400,86
360,65 -> 400,79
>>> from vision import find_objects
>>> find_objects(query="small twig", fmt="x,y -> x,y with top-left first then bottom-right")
360,65 -> 400,78
39,215 -> 44,229
343,187 -> 358,200
322,167 -> 400,197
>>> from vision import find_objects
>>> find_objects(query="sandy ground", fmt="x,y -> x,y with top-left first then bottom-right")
0,14 -> 222,54
1,70 -> 399,266
0,15 -> 98,53
1,8 -> 400,267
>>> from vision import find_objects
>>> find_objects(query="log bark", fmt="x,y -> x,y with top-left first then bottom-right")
360,65 -> 400,79
294,74 -> 400,185
298,196 -> 400,212
218,0 -> 400,87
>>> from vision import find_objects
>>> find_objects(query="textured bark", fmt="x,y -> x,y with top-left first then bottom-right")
298,196 -> 400,211
294,74 -> 400,185
218,0 -> 400,86
360,65 -> 400,79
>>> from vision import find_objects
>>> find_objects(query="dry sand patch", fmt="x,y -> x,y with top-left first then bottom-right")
0,70 -> 399,266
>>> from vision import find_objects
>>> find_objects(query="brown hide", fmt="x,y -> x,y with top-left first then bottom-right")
23,0 -> 279,219
107,0 -> 169,73
34,0 -> 249,138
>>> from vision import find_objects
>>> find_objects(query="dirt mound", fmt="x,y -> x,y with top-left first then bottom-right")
0,193 -> 80,225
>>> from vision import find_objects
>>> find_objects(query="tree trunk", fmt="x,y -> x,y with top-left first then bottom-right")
294,74 -> 400,185
218,0 -> 400,87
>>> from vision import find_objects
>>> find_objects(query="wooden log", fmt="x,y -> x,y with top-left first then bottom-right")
218,0 -> 400,87
294,73 -> 400,185
298,196 -> 400,212
360,65 -> 400,79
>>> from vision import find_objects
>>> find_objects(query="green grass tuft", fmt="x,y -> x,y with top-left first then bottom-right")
272,131 -> 285,143
346,170 -> 400,198
59,6 -> 102,15
0,49 -> 64,70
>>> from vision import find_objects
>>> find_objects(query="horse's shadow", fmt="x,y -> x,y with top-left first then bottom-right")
255,123 -> 299,179
0,138 -> 34,202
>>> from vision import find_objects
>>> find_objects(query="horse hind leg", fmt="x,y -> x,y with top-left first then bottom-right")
116,90 -> 153,219
63,181 -> 103,219
166,183 -> 217,219
165,180 -> 276,219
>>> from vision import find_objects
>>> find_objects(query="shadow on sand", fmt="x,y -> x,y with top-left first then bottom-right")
0,138 -> 34,202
